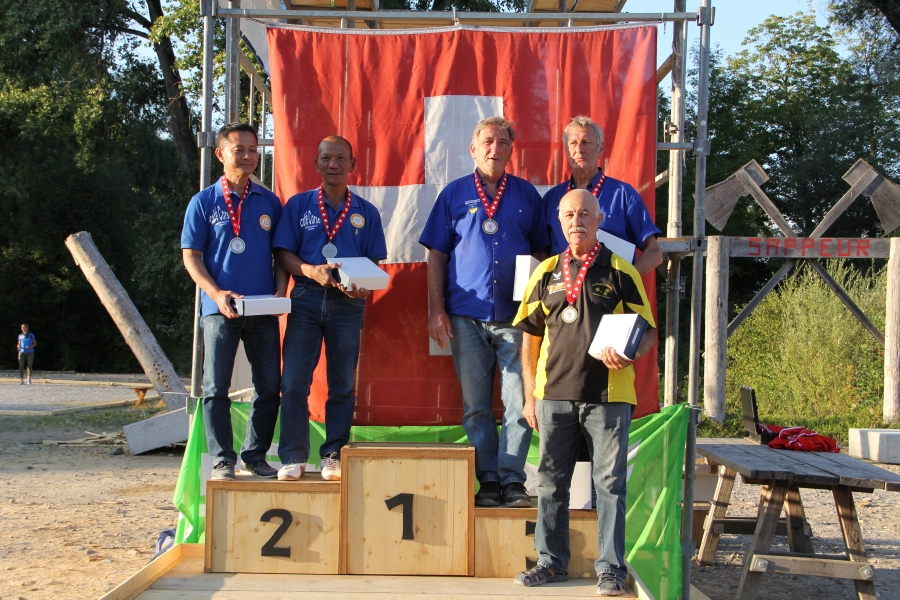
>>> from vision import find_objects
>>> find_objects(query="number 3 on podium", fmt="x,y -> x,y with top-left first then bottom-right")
385,493 -> 414,540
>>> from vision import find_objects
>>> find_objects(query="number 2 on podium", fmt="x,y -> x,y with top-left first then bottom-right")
385,493 -> 414,540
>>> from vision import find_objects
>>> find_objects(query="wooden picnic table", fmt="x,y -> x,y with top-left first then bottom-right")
695,437 -> 900,600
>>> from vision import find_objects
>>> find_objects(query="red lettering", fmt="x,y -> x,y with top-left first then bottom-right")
820,238 -> 832,257
748,238 -> 761,257
766,238 -> 780,256
858,239 -> 870,257
801,238 -> 815,256
784,239 -> 798,254
837,239 -> 851,257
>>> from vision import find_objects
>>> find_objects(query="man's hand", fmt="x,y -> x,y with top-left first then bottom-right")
212,289 -> 243,319
304,263 -> 340,287
523,396 -> 538,432
339,283 -> 371,299
599,346 -> 632,370
428,309 -> 454,349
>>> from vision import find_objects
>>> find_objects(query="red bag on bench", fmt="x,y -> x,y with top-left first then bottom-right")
762,424 -> 841,453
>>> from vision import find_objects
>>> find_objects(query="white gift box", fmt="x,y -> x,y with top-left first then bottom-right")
588,313 -> 649,361
513,255 -> 540,301
232,295 -> 292,316
596,229 -> 636,263
327,257 -> 390,291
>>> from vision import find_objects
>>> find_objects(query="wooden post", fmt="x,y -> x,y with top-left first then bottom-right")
65,232 -> 187,406
704,236 -> 729,423
885,237 -> 900,424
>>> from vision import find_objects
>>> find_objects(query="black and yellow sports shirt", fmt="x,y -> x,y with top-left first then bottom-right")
513,245 -> 655,404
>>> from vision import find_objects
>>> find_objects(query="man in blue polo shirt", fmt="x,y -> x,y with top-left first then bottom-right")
274,135 -> 387,482
181,122 -> 288,482
543,116 -> 662,276
420,117 -> 550,508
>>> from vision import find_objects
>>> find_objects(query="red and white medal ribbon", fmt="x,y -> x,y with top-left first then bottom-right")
221,176 -> 251,253
568,169 -> 607,198
473,171 -> 508,219
317,185 -> 353,243
220,175 -> 251,238
561,241 -> 601,322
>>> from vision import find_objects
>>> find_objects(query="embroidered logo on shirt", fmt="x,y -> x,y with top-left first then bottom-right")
260,215 -> 272,231
350,213 -> 365,228
465,199 -> 479,214
547,283 -> 566,294
210,205 -> 231,227
591,282 -> 613,299
552,271 -> 562,280
299,209 -> 322,230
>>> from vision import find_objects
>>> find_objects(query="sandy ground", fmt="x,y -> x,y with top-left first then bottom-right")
0,376 -> 897,599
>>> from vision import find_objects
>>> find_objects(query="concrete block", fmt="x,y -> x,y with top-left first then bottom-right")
124,408 -> 188,455
849,429 -> 900,464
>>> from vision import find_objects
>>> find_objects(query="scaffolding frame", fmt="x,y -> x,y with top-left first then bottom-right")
191,2 -> 713,597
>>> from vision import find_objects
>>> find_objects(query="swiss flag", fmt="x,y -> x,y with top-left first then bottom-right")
268,25 -> 659,424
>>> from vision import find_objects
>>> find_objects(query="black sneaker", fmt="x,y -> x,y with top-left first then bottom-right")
502,482 -> 532,508
474,481 -> 501,506
211,460 -> 235,480
243,460 -> 277,479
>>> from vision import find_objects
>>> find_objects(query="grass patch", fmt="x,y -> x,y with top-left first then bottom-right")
718,260 -> 899,445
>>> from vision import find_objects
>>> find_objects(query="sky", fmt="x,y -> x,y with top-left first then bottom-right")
623,0 -> 834,85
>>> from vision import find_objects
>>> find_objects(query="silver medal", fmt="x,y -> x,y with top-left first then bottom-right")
561,306 -> 578,323
482,218 -> 499,235
322,243 -> 338,259
229,237 -> 246,254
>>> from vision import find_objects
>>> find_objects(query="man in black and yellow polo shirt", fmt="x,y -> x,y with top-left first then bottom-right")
511,189 -> 656,596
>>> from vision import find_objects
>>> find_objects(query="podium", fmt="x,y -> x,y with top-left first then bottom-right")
205,442 -> 606,581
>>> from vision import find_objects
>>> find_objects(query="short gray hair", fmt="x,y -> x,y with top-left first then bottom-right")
472,117 -> 515,143
562,116 -> 603,150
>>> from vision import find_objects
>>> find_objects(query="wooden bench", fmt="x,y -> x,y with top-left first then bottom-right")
129,384 -> 156,408
696,437 -> 900,600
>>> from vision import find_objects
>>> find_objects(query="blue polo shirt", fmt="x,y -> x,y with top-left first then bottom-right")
181,180 -> 283,317
18,333 -> 35,354
419,172 -> 549,323
543,170 -> 661,255
273,189 -> 387,284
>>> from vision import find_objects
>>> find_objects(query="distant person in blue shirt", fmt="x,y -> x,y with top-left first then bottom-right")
181,122 -> 288,482
273,135 -> 387,483
543,116 -> 662,276
419,117 -> 550,508
17,324 -> 36,385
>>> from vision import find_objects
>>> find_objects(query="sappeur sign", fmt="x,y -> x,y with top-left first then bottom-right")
731,237 -> 888,259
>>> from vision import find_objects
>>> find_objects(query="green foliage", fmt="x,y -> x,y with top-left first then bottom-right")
720,260 -> 889,442
0,0 -> 194,373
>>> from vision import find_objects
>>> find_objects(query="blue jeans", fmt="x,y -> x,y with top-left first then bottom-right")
279,282 -> 366,464
200,314 -> 282,465
534,400 -> 632,579
448,316 -> 531,486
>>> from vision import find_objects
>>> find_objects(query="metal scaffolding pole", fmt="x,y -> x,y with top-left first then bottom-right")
664,0 -> 687,407
216,8 -> 697,22
224,1 -> 242,123
190,0 -> 218,400
683,1 -> 713,599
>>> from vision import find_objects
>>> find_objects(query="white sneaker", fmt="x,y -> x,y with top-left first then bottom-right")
277,463 -> 305,481
321,452 -> 341,481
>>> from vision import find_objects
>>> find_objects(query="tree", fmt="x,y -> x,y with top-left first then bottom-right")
830,0 -> 900,37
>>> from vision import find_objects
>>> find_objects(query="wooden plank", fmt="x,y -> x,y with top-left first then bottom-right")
699,441 -> 840,486
123,408 -> 188,455
728,237 -> 889,259
735,483 -> 789,600
887,237 -> 900,423
0,399 -> 133,416
749,553 -> 875,580
704,236 -> 729,423
698,466 -> 735,565
99,543 -> 186,600
784,485 -> 814,554
833,487 -> 878,600
768,448 -> 900,490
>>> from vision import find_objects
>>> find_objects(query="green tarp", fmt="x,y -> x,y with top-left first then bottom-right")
173,403 -> 688,599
